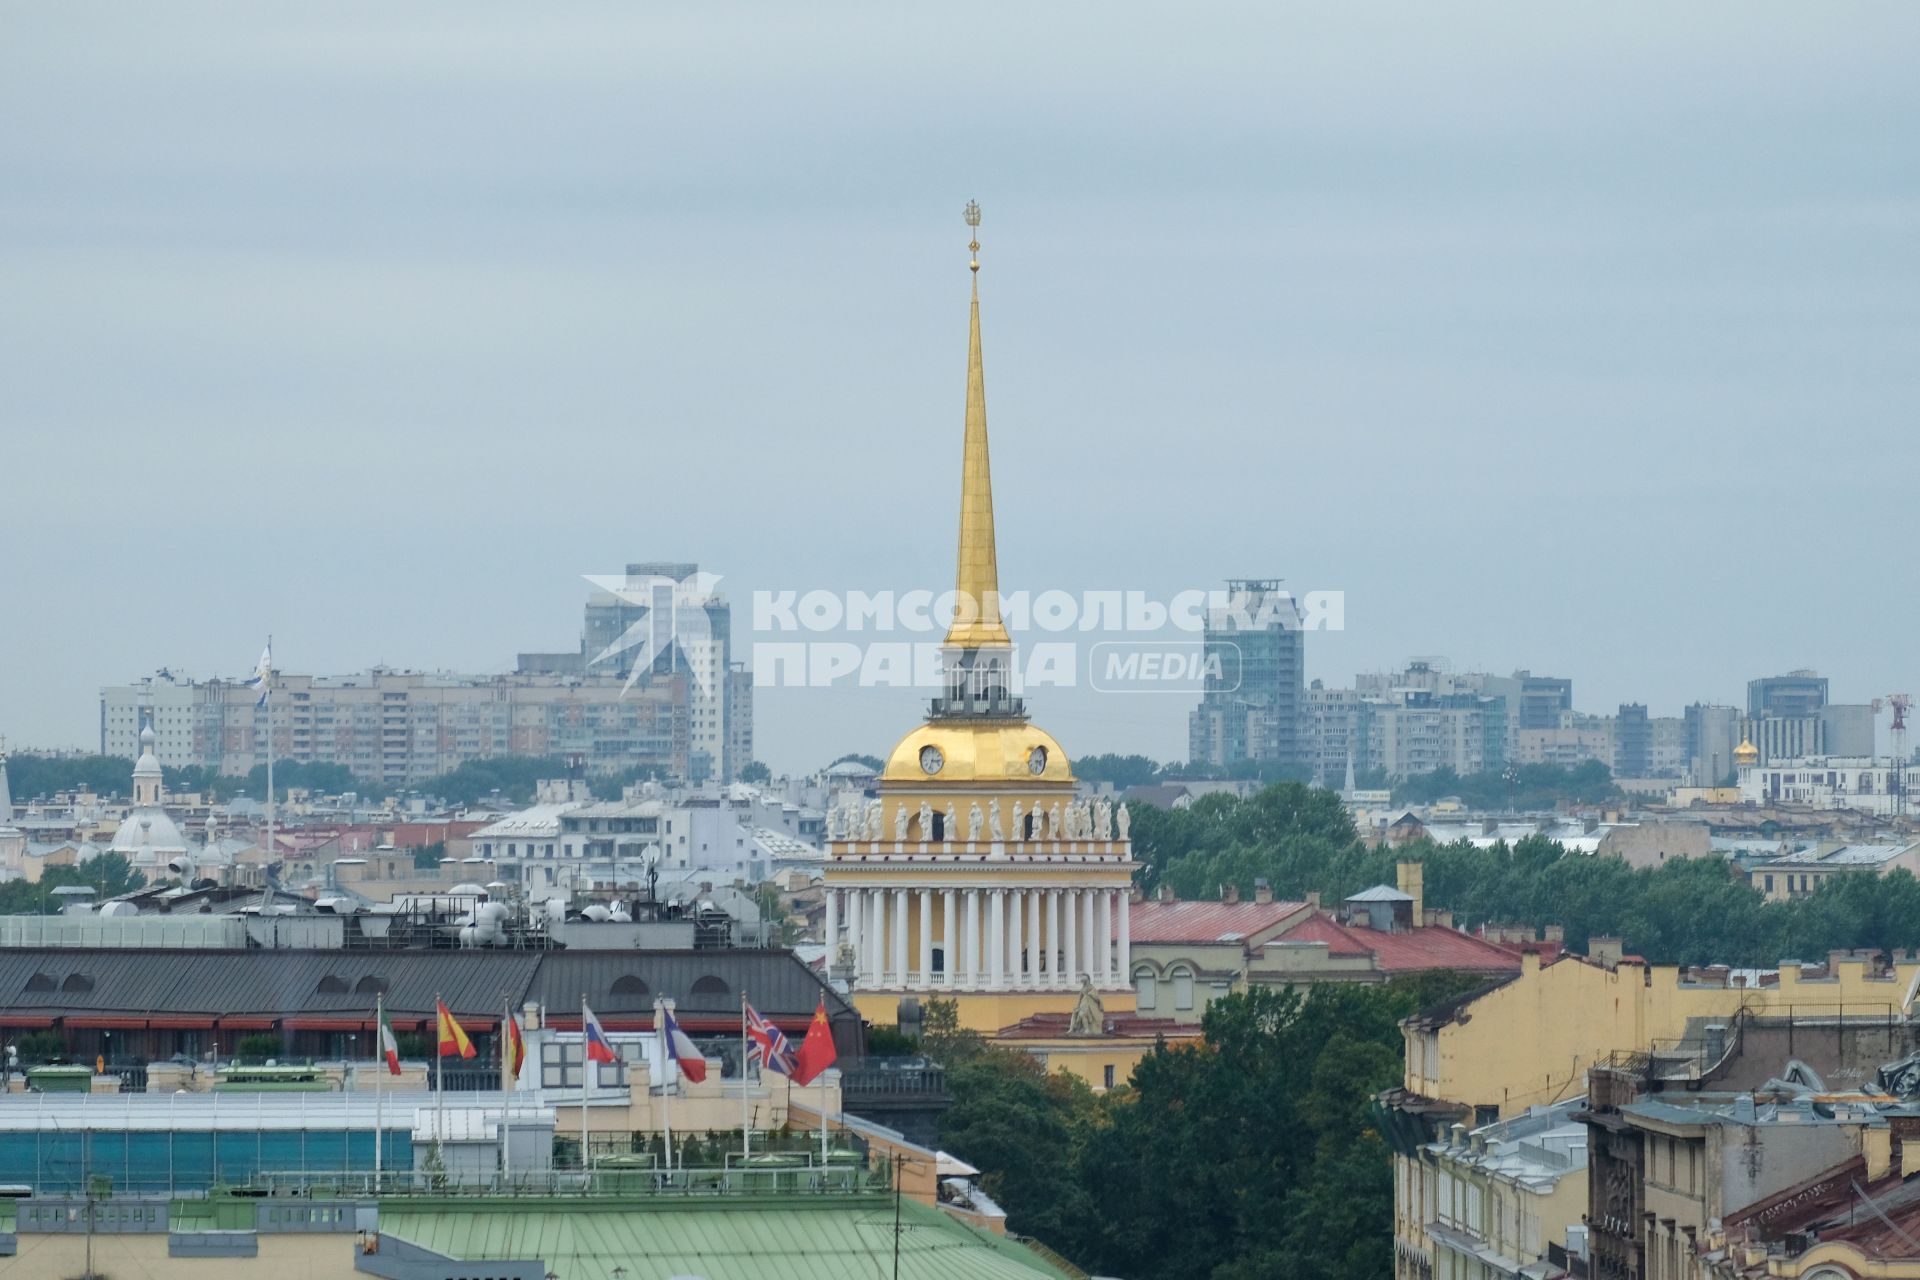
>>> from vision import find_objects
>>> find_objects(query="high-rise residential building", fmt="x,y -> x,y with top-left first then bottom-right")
1479,671 -> 1574,732
522,561 -> 740,783
1187,579 -> 1306,771
1354,691 -> 1507,779
1613,703 -> 1650,777
1820,702 -> 1876,757
1748,670 -> 1828,718
101,669 -> 692,786
1303,680 -> 1359,785
1739,712 -> 1825,764
1683,703 -> 1741,785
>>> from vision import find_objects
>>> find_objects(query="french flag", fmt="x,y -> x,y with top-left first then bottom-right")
583,1004 -> 621,1064
660,1007 -> 707,1083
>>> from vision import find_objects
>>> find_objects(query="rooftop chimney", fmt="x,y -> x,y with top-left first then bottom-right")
1253,877 -> 1273,905
1157,884 -> 1176,903
1221,883 -> 1240,905
1396,861 -> 1425,926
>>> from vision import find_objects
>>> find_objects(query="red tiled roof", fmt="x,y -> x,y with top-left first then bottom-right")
1261,910 -> 1523,975
1269,912 -> 1374,958
1128,899 -> 1310,944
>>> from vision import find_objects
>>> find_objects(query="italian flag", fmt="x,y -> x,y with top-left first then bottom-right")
378,1003 -> 402,1076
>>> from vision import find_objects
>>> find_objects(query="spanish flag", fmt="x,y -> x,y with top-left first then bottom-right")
437,1000 -> 476,1059
505,1011 -> 527,1084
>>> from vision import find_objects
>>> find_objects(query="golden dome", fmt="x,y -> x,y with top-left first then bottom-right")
882,721 -> 1074,785
1733,738 -> 1760,766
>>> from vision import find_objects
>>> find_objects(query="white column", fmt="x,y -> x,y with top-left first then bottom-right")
847,889 -> 864,982
1006,890 -> 1021,990
894,887 -> 910,987
988,889 -> 1005,988
1045,890 -> 1060,986
824,888 -> 839,978
1098,889 -> 1114,986
918,889 -> 934,987
870,890 -> 887,985
942,888 -> 957,985
1082,890 -> 1097,983
1065,889 -> 1079,984
1117,887 -> 1132,988
964,890 -> 980,987
1025,889 -> 1042,987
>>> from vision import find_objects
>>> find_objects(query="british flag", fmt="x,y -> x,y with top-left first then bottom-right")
744,1002 -> 796,1077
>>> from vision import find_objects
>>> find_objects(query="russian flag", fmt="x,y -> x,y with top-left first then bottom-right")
660,1007 -> 707,1083
583,1004 -> 621,1065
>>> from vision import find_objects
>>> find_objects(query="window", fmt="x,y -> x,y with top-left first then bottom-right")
24,973 -> 55,993
1171,967 -> 1195,1011
1133,967 -> 1157,1009
61,973 -> 93,993
1103,1064 -> 1115,1089
690,975 -> 729,999
315,976 -> 349,995
1764,875 -> 1774,892
611,975 -> 649,997
355,976 -> 388,995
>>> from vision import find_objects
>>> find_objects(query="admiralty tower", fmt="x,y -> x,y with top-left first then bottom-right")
821,205 -> 1138,1032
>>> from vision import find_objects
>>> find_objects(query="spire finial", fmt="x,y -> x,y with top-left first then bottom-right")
964,200 -> 981,273
946,200 -> 1009,649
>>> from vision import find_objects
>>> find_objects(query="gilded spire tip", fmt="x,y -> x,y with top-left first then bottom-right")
964,200 -> 980,272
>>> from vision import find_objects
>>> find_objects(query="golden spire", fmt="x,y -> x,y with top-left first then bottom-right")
947,200 -> 1011,649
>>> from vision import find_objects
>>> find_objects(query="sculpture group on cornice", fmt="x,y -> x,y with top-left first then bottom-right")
825,793 -> 1127,844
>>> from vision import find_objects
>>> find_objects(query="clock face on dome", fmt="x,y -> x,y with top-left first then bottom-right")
1028,746 -> 1048,775
920,745 -> 945,775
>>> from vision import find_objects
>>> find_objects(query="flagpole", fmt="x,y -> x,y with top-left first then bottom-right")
374,993 -> 384,1183
657,996 -> 673,1174
434,993 -> 445,1166
500,994 -> 511,1188
580,993 -> 591,1185
263,636 -> 274,875
740,989 -> 750,1162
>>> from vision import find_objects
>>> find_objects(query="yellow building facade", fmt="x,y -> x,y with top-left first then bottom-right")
1388,948 -> 1920,1280
821,209 -> 1137,1033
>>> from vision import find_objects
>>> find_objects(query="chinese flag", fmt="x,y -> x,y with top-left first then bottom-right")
789,998 -> 838,1086
437,1001 -> 476,1059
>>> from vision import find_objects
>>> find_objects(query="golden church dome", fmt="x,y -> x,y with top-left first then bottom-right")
1733,738 -> 1760,766
882,720 -> 1074,785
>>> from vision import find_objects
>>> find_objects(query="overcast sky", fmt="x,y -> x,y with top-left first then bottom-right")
2,3 -> 1916,774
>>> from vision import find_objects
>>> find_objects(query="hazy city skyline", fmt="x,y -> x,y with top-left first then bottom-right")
4,4 -> 1916,774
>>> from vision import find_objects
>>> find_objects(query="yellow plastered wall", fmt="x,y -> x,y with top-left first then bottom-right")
852,987 -> 1135,1032
1412,953 -> 1920,1118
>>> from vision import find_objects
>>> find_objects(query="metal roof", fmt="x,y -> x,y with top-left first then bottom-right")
0,948 -> 852,1029
378,1195 -> 1072,1280
1127,899 -> 1309,944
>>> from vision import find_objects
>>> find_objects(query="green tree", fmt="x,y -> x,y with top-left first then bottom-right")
1072,754 -> 1165,789
737,760 -> 772,784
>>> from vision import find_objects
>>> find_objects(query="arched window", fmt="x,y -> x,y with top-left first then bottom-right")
690,975 -> 730,1000
1170,966 -> 1195,1012
24,973 -> 55,993
1133,966 -> 1157,1010
611,975 -> 649,997
354,976 -> 388,995
61,973 -> 94,993
316,976 -> 349,995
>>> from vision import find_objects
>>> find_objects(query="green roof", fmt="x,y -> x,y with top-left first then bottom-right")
377,1194 -> 1073,1280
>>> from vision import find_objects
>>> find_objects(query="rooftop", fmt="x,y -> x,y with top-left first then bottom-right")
1127,897 -> 1309,944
